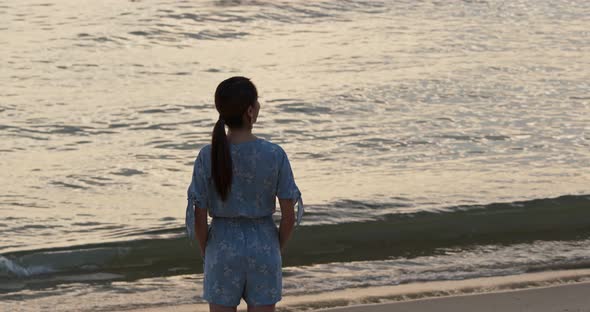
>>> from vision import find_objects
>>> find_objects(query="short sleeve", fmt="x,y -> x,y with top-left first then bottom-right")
276,148 -> 301,200
187,151 -> 208,210
185,150 -> 208,241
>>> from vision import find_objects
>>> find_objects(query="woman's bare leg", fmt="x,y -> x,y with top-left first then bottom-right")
209,303 -> 237,312
247,304 -> 275,312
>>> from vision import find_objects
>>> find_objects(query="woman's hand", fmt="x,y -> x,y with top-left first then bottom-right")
195,205 -> 209,260
278,198 -> 296,253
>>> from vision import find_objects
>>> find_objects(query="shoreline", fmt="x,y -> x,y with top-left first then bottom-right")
124,268 -> 590,312
319,281 -> 590,312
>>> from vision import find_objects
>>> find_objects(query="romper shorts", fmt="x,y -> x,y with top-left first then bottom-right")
202,215 -> 282,306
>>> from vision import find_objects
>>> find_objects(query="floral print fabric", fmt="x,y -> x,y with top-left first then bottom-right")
184,138 -> 301,306
187,138 -> 301,219
202,216 -> 282,306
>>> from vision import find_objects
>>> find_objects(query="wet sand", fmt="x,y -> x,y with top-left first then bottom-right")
320,282 -> 590,312
126,269 -> 590,312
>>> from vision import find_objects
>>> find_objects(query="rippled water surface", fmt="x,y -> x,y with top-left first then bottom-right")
2,0 -> 589,252
1,0 -> 589,310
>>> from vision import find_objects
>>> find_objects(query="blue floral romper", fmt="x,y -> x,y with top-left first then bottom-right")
186,138 -> 302,307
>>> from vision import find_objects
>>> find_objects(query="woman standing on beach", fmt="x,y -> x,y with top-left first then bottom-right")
186,76 -> 302,312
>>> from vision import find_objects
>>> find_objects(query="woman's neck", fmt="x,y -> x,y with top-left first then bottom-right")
227,128 -> 257,144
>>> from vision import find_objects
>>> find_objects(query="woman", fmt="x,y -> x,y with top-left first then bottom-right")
185,76 -> 302,312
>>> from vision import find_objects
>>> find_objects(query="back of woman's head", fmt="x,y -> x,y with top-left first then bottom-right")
211,76 -> 258,201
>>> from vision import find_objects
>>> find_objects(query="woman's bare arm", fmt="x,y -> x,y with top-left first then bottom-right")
278,198 -> 296,253
194,205 -> 209,258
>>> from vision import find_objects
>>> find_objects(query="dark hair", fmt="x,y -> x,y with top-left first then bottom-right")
211,76 -> 258,201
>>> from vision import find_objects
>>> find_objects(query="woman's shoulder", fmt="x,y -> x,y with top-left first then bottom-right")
256,138 -> 287,157
194,144 -> 212,164
193,138 -> 287,163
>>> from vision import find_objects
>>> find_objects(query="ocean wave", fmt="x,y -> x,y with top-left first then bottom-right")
1,194 -> 589,287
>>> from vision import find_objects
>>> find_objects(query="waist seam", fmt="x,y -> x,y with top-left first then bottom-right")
212,215 -> 272,220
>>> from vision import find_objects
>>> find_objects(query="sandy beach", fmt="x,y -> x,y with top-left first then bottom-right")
320,281 -> 590,312
126,269 -> 590,312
